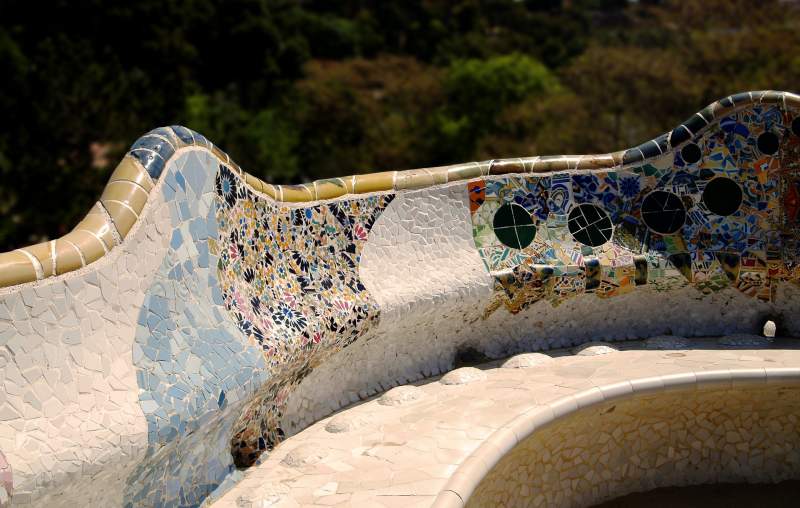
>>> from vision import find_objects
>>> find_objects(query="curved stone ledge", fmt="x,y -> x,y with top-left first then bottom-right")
209,344 -> 800,507
434,367 -> 800,507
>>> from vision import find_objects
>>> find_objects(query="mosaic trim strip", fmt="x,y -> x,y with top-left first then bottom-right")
1,91 -> 799,290
469,99 -> 800,315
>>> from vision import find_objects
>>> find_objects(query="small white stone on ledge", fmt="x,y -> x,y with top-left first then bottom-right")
324,413 -> 371,433
281,444 -> 329,468
377,385 -> 424,406
502,353 -> 554,369
573,342 -> 618,356
440,367 -> 487,385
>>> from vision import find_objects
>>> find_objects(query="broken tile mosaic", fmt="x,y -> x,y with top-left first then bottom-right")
469,99 -> 800,315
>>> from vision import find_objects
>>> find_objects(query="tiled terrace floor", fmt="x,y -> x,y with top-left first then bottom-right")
209,337 -> 800,508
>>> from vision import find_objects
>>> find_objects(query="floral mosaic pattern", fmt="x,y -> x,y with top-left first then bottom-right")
211,165 -> 394,465
471,104 -> 800,316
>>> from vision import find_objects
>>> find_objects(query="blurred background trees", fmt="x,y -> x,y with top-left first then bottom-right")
1,0 -> 799,249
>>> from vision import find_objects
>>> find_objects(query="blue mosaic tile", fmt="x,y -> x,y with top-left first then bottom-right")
129,148 -> 166,179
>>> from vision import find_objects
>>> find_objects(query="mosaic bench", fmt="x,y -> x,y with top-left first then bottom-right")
0,91 -> 799,506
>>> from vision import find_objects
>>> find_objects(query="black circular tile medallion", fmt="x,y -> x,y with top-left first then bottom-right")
567,203 -> 613,247
492,203 -> 536,249
702,177 -> 743,216
641,191 -> 686,235
757,131 -> 780,155
792,117 -> 800,137
680,142 -> 702,164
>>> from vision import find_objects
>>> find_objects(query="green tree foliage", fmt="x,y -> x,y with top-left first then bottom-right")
434,54 -> 560,161
1,0 -> 799,249
290,57 -> 444,179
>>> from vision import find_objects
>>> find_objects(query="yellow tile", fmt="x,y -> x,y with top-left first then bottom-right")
211,145 -> 230,164
760,90 -> 783,104
21,241 -> 55,278
302,183 -> 316,199
343,175 -> 356,194
353,172 -> 396,194
446,163 -> 484,183
783,93 -> 800,109
575,155 -> 616,171
73,203 -> 117,250
251,176 -> 277,198
519,156 -> 538,172
54,239 -> 84,275
62,230 -> 106,266
394,170 -> 435,190
531,157 -> 573,173
260,182 -> 278,199
0,251 -> 37,287
489,159 -> 525,176
101,199 -> 138,239
314,179 -> 348,200
243,172 -> 279,198
428,167 -> 449,185
100,180 -> 149,213
108,156 -> 154,192
245,173 -> 265,192
279,184 -> 315,202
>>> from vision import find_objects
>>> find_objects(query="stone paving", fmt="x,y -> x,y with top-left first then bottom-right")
209,337 -> 800,508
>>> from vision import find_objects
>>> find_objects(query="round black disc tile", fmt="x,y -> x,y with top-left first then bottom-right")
792,117 -> 800,137
757,131 -> 780,155
493,203 -> 536,249
641,191 -> 686,235
680,142 -> 702,164
567,203 -> 613,247
702,177 -> 743,216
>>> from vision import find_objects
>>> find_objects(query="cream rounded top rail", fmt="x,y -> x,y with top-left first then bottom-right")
0,90 -> 798,288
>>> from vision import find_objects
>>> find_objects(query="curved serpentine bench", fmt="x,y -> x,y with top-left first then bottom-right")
0,91 -> 799,506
